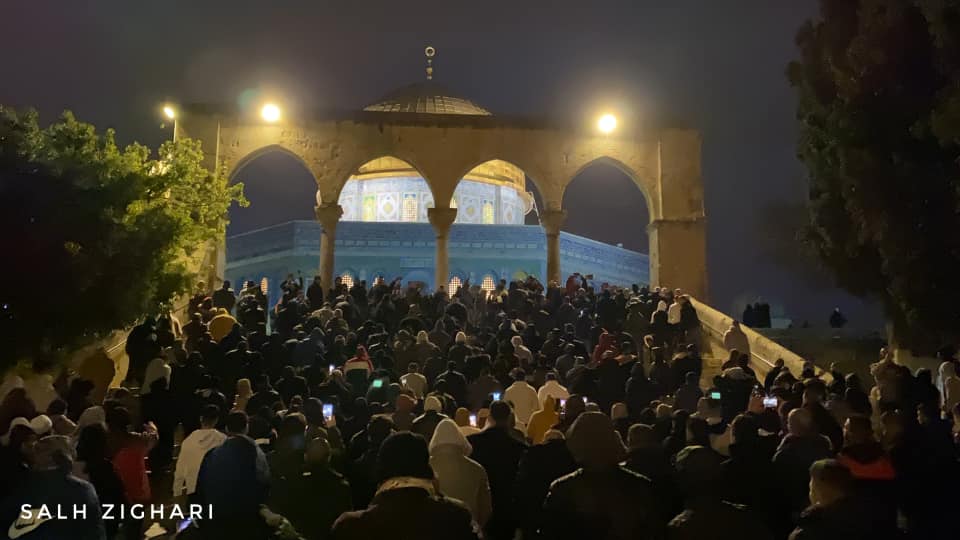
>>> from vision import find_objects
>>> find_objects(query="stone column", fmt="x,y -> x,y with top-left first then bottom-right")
540,209 -> 567,285
315,203 -> 343,294
647,217 -> 708,300
428,207 -> 458,292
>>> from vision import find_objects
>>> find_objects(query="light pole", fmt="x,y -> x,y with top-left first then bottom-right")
162,104 -> 177,141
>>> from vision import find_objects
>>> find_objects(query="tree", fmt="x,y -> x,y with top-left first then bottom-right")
0,108 -> 246,371
788,0 -> 960,351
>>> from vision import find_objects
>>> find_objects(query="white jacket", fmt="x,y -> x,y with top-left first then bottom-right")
505,381 -> 540,427
538,380 -> 569,407
429,419 -> 492,526
173,428 -> 227,496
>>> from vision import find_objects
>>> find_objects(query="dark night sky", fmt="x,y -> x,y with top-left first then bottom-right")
0,0 -> 882,328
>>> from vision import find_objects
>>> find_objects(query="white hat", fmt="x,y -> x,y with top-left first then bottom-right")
29,415 -> 53,437
424,396 -> 443,412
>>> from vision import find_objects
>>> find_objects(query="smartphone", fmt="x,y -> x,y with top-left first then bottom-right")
763,396 -> 778,408
492,392 -> 502,401
328,363 -> 335,373
559,398 -> 567,409
469,414 -> 478,427
177,518 -> 193,533
372,378 -> 384,389
322,403 -> 334,420
581,396 -> 588,404
710,391 -> 722,400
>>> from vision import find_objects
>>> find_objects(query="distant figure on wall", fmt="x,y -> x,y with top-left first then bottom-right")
829,308 -> 847,329
723,320 -> 750,360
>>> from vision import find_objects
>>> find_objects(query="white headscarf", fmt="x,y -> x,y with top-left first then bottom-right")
429,418 -> 472,456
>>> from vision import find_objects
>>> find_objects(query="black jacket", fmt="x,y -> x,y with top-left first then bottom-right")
541,465 -> 665,540
669,498 -> 774,540
468,427 -> 528,539
514,440 -> 578,538
789,496 -> 899,540
332,486 -> 478,540
772,434 -> 833,516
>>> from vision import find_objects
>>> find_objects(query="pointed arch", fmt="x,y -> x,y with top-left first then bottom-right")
336,155 -> 433,223
563,156 -> 656,220
227,143 -> 315,185
449,158 -> 544,225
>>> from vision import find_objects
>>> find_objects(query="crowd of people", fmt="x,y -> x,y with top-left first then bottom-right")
1,272 -> 959,539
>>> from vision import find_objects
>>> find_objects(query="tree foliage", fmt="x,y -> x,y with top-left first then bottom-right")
0,108 -> 246,370
789,0 -> 960,351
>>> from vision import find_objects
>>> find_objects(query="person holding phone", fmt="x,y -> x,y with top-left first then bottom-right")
466,401 -> 527,540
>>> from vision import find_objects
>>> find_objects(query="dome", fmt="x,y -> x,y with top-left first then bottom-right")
363,81 -> 492,116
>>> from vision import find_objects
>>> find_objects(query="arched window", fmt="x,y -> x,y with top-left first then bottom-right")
260,277 -> 269,295
340,272 -> 355,289
402,193 -> 418,222
482,200 -> 495,224
480,275 -> 496,294
447,276 -> 463,298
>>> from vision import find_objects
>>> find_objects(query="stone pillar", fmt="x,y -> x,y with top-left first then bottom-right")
428,207 -> 458,292
540,209 -> 567,286
648,217 -> 708,300
315,203 -> 343,294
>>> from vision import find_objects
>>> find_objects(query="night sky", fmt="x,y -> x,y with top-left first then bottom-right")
0,1 -> 882,328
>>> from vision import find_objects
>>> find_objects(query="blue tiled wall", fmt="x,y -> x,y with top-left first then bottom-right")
227,221 -> 648,305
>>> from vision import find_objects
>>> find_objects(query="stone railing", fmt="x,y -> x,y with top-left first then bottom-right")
690,297 -> 811,380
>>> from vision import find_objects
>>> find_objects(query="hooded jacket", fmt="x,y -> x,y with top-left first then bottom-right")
526,395 -> 560,445
173,427 -> 227,496
542,413 -> 664,540
429,419 -> 492,525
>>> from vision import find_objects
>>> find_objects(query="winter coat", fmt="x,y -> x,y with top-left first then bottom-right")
668,499 -> 774,540
467,426 -> 528,539
788,496 -> 899,540
331,485 -> 478,540
542,465 -> 665,540
772,434 -> 833,517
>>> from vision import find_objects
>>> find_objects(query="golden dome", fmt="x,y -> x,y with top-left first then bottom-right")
363,82 -> 492,116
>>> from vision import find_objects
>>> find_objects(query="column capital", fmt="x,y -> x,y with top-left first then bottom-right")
314,203 -> 343,230
427,207 -> 458,234
539,209 -> 567,235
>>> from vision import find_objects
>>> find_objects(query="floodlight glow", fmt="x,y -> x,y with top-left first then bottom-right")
597,113 -> 617,134
261,103 -> 281,122
162,105 -> 176,120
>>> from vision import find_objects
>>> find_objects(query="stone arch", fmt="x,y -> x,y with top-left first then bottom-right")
334,154 -> 436,223
563,155 -> 656,220
448,156 -> 553,217
331,152 -> 433,207
434,158 -> 541,226
226,143 -> 316,185
226,144 -> 320,239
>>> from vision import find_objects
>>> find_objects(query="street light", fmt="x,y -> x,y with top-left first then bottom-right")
162,104 -> 176,120
597,113 -> 617,134
261,103 -> 281,123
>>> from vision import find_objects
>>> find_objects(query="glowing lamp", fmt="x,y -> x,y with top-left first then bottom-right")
597,113 -> 617,134
261,103 -> 281,122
